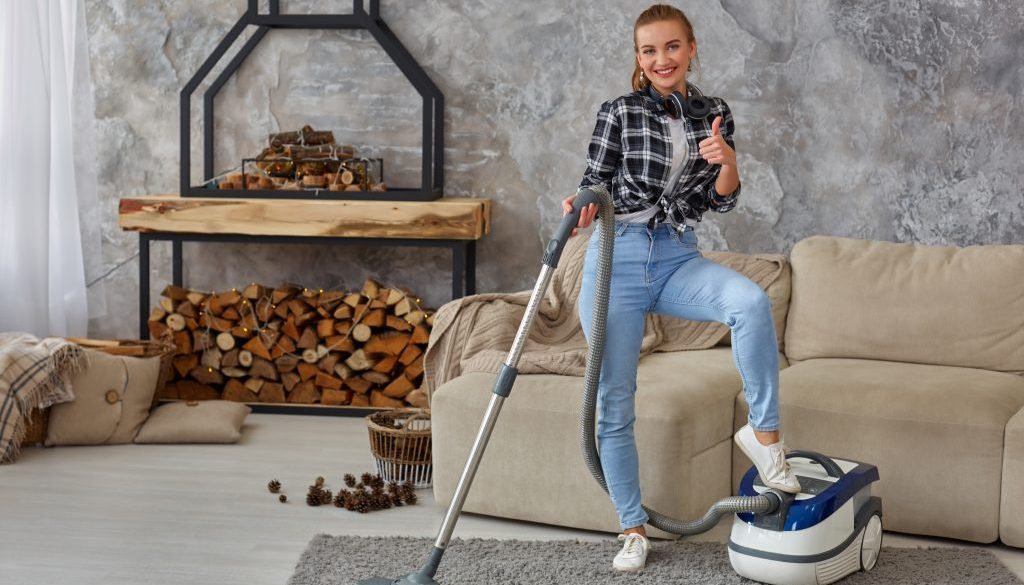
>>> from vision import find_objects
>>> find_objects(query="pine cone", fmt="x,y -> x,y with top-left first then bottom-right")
268,479 -> 282,493
399,481 -> 417,505
279,494 -> 288,503
333,490 -> 349,508
355,488 -> 374,513
319,488 -> 333,506
315,476 -> 325,487
400,481 -> 416,501
370,475 -> 385,490
391,492 -> 404,507
387,481 -> 400,495
343,474 -> 357,488
360,472 -> 374,486
307,485 -> 324,506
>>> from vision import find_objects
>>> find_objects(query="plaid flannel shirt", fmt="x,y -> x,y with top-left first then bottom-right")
578,88 -> 741,232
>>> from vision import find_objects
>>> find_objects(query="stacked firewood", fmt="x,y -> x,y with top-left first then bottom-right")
148,279 -> 432,409
216,124 -> 385,192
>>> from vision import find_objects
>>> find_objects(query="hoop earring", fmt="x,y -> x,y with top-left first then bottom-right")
639,70 -> 646,85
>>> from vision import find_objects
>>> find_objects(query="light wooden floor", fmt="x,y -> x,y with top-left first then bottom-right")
2,413 -> 1022,585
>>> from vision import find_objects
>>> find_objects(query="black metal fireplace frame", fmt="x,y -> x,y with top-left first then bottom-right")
180,0 -> 444,201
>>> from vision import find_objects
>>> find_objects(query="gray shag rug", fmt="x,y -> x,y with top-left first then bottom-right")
288,535 -> 1023,585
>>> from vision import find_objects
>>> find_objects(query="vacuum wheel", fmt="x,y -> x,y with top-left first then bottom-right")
860,514 -> 883,571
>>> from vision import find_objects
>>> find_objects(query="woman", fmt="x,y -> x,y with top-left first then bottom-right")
564,4 -> 801,572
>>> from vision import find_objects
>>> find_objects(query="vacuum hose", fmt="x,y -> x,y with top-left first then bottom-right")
573,185 -> 780,535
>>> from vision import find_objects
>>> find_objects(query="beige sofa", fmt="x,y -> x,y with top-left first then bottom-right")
430,235 -> 1024,546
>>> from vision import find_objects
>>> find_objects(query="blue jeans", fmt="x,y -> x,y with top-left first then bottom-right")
577,222 -> 781,530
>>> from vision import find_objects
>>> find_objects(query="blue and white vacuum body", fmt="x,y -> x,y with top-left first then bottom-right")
729,452 -> 883,585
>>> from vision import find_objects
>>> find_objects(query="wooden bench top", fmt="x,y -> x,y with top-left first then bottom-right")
119,195 -> 491,240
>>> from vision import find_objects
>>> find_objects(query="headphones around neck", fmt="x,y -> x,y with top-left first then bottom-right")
649,83 -> 711,120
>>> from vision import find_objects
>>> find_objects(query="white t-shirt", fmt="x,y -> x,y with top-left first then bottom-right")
615,116 -> 690,224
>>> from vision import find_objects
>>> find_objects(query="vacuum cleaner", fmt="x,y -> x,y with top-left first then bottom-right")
357,185 -> 882,585
730,451 -> 883,585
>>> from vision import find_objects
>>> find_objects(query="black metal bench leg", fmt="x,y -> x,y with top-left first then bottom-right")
139,234 -> 150,339
466,240 -> 476,295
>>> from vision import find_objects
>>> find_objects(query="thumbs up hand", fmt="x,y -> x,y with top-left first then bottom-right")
698,115 -> 736,167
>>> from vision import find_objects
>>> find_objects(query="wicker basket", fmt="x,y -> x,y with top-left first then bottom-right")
366,408 -> 432,489
20,335 -> 177,447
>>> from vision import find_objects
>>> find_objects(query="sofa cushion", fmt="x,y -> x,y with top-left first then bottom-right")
432,348 -> 778,538
733,357 -> 1024,543
785,236 -> 1024,373
1002,407 -> 1024,547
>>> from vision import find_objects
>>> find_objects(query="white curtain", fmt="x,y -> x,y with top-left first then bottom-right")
0,0 -> 100,337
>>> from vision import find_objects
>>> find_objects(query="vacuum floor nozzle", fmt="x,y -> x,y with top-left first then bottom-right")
357,574 -> 438,585
356,579 -> 398,585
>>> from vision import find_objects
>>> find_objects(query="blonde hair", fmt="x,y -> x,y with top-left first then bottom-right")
631,4 -> 699,91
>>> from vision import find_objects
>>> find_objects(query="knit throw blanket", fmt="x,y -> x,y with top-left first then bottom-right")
0,332 -> 88,464
423,233 -> 786,401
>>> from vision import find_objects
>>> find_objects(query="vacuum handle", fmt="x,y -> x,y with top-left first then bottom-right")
785,450 -> 845,478
543,186 -> 605,267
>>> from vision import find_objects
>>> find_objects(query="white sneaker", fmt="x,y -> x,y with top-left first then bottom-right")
612,533 -> 650,572
734,424 -> 802,494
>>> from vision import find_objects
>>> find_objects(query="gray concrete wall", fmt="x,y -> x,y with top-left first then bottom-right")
84,0 -> 1024,337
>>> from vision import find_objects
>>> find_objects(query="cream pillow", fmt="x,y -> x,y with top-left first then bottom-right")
45,349 -> 162,446
134,400 -> 251,444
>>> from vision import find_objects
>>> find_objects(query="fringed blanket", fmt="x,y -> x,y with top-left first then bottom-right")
423,233 -> 785,400
0,332 -> 88,463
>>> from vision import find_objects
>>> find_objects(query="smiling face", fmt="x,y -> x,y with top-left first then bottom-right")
635,19 -> 696,97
